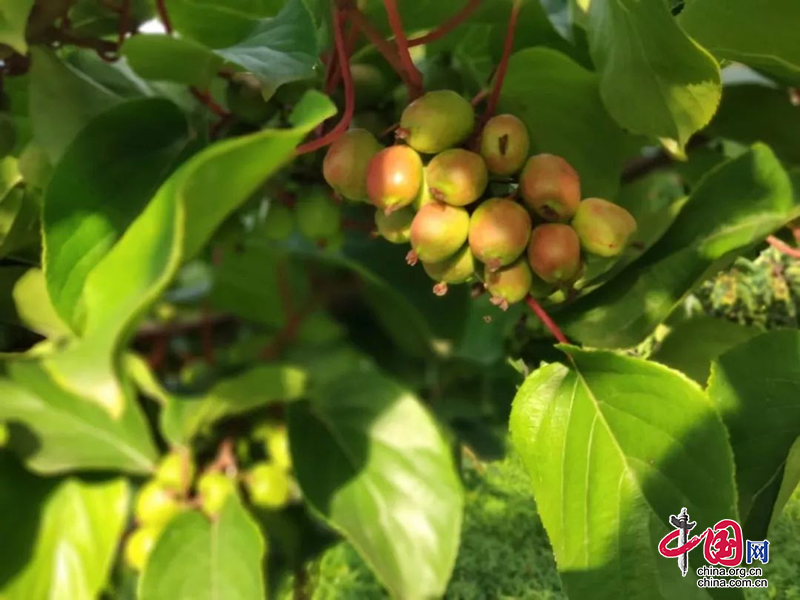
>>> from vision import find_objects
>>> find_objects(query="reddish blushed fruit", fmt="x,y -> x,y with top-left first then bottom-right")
572,198 -> 637,257
480,114 -> 530,176
426,149 -> 488,207
375,206 -> 414,244
366,145 -> 424,213
527,223 -> 582,284
323,129 -> 382,202
409,201 -> 470,264
484,259 -> 533,310
519,154 -> 581,221
423,245 -> 476,296
468,198 -> 532,271
398,90 -> 474,154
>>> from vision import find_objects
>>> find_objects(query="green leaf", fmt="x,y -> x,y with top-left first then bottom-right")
42,91 -> 335,416
708,330 -> 800,539
679,0 -> 800,85
288,360 -> 464,599
139,496 -> 266,600
168,0 -> 285,48
499,47 -> 639,199
0,359 -> 157,474
650,315 -> 761,385
561,144 -> 799,348
12,269 -> 71,339
706,84 -> 800,167
0,0 -> 34,54
0,456 -> 129,600
43,98 -> 190,330
586,0 -> 721,150
122,35 -> 224,88
510,347 -> 737,599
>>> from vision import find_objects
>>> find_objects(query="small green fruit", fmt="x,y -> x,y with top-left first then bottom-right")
124,526 -> 161,572
135,481 -> 183,526
527,223 -> 582,284
265,425 -> 292,471
375,206 -> 414,244
262,203 -> 295,240
398,90 -> 474,154
366,145 -> 423,213
155,451 -> 195,493
198,472 -> 236,517
519,154 -> 581,221
409,201 -> 470,264
296,189 -> 341,241
422,245 -> 475,296
480,114 -> 529,176
468,198 -> 532,271
426,149 -> 488,207
572,198 -> 637,257
350,63 -> 389,110
323,128 -> 382,201
484,259 -> 533,309
246,462 -> 291,509
226,73 -> 274,125
0,115 -> 16,159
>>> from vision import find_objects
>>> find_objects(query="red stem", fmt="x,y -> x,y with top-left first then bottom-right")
525,295 -> 569,344
484,0 -> 521,121
155,0 -> 173,34
767,235 -> 800,259
117,0 -> 131,46
325,23 -> 358,94
200,304 -> 216,365
296,7 -> 355,155
382,0 -> 423,97
347,8 -> 408,82
471,88 -> 488,107
408,0 -> 482,47
189,87 -> 230,118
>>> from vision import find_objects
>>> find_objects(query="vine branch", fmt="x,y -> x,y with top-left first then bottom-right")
767,235 -> 800,259
408,0 -> 482,47
525,295 -> 569,344
155,0 -> 173,34
346,7 -> 409,85
483,0 -> 521,121
382,0 -> 423,98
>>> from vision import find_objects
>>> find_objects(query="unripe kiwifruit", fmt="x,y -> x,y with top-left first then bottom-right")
519,154 -> 581,221
422,245 -> 475,296
484,259 -> 533,310
480,114 -> 529,176
350,63 -> 389,110
296,189 -> 341,241
366,145 -> 423,213
375,206 -> 414,243
572,198 -> 637,257
527,223 -> 581,284
468,198 -> 532,271
262,203 -> 295,241
409,201 -> 469,264
323,128 -> 382,202
426,149 -> 488,207
226,73 -> 275,124
398,90 -> 474,154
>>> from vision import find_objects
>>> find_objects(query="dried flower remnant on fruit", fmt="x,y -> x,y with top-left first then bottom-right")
572,198 -> 637,257
480,114 -> 529,176
519,154 -> 581,221
426,149 -> 488,207
423,245 -> 476,296
323,128 -> 383,202
527,223 -> 581,284
398,90 -> 475,154
485,259 -> 533,310
410,201 -> 470,263
468,198 -> 532,271
366,145 -> 423,213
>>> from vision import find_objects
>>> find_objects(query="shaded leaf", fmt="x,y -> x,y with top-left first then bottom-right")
122,36 -> 224,88
168,0 -> 285,48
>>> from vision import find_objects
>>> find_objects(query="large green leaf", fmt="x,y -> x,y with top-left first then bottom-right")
42,92 -> 335,416
43,99 -> 190,330
122,36 -> 225,88
12,269 -> 71,339
499,47 -> 639,199
0,456 -> 129,600
288,360 -> 464,599
679,0 -> 800,85
139,496 -> 266,600
0,359 -> 157,474
0,0 -> 34,54
586,0 -> 721,151
706,84 -> 800,167
708,330 -> 800,539
510,346 -> 737,599
168,0 -> 285,48
560,144 -> 799,348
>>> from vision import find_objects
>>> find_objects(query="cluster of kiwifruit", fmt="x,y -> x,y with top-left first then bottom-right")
322,90 -> 637,309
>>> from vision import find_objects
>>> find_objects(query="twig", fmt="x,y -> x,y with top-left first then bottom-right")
200,304 -> 216,364
189,87 -> 230,118
525,294 -> 569,344
408,0 -> 482,47
483,0 -> 521,121
471,88 -> 488,107
117,0 -> 131,46
155,0 -> 173,34
767,235 -> 800,259
382,0 -> 423,97
346,8 -> 408,81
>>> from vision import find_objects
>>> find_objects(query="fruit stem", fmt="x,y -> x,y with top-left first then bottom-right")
767,235 -> 800,259
189,87 -> 231,118
483,0 -> 521,121
524,294 -> 569,344
382,0 -> 424,98
116,0 -> 132,47
296,6 -> 355,155
324,22 -> 359,94
408,0 -> 483,47
155,0 -> 173,34
347,8 -> 409,83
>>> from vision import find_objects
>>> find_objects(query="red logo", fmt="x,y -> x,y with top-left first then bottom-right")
659,518 -> 744,566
